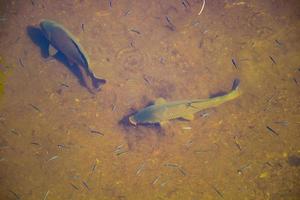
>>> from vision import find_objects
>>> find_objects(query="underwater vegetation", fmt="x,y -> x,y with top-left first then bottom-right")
0,56 -> 8,101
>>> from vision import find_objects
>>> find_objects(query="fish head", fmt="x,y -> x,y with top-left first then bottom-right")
128,115 -> 138,126
39,20 -> 56,40
128,107 -> 157,125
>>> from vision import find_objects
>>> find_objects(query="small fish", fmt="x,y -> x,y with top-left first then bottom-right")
40,20 -> 106,93
231,58 -> 238,69
43,190 -> 49,200
181,0 -> 190,9
70,183 -> 79,190
82,181 -> 90,190
90,130 -> 104,136
130,29 -> 141,34
152,175 -> 161,185
164,163 -> 186,176
182,126 -> 192,130
29,103 -> 41,112
165,16 -> 176,31
10,129 -> 19,135
19,58 -> 25,67
136,163 -> 145,176
48,155 -> 59,161
114,144 -> 128,156
211,185 -> 224,199
273,121 -> 288,126
115,150 -> 128,156
237,164 -> 251,175
269,56 -> 276,65
233,136 -> 242,151
293,78 -> 298,85
266,126 -> 279,136
274,39 -> 283,46
129,79 -> 241,126
9,190 -> 20,200
60,83 -> 69,88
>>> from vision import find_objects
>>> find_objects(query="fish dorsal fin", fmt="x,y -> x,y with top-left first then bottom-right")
154,97 -> 167,105
48,44 -> 58,56
181,113 -> 194,121
70,39 -> 89,68
159,121 -> 168,126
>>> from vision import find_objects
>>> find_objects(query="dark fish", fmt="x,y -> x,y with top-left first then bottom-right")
40,20 -> 106,93
231,58 -> 238,69
269,56 -> 276,65
266,126 -> 278,136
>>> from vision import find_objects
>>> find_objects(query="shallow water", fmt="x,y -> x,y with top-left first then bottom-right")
0,0 -> 300,199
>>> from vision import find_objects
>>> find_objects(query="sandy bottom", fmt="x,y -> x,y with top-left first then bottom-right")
0,0 -> 299,199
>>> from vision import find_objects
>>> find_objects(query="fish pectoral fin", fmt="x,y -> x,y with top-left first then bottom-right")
181,113 -> 194,121
154,97 -> 167,105
48,44 -> 58,56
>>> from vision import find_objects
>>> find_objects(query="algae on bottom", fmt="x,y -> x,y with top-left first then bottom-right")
0,56 -> 9,101
0,69 -> 4,99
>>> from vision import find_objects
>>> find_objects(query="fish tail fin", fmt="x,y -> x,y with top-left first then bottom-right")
190,79 -> 241,110
90,73 -> 106,89
225,79 -> 241,100
231,79 -> 240,90
208,79 -> 241,104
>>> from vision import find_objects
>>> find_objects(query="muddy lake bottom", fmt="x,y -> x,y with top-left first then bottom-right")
0,0 -> 300,199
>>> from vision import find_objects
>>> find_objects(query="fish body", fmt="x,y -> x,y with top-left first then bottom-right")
129,80 -> 241,125
40,20 -> 105,93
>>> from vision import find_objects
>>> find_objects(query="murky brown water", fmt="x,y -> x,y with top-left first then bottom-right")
1,0 -> 300,199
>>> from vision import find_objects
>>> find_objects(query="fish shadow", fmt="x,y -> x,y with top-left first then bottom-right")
27,26 -> 49,58
26,26 -> 91,89
119,111 -> 165,150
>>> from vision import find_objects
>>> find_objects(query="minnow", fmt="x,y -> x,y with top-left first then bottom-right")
269,56 -> 276,64
70,183 -> 79,190
9,190 -> 20,200
266,126 -> 279,136
211,185 -> 224,199
136,163 -> 145,176
19,58 -> 25,67
82,181 -> 90,190
40,20 -> 106,93
43,190 -> 49,200
165,16 -> 176,31
130,29 -> 141,34
129,79 -> 241,126
90,130 -> 104,136
231,58 -> 238,69
48,155 -> 59,161
29,103 -> 41,112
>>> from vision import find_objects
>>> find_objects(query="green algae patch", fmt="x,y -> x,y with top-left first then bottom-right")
0,56 -> 10,102
0,69 -> 5,99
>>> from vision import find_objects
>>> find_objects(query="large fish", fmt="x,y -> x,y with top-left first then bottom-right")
129,79 -> 241,126
40,19 -> 106,93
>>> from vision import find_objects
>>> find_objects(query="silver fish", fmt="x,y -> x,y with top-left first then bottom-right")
129,79 -> 241,126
